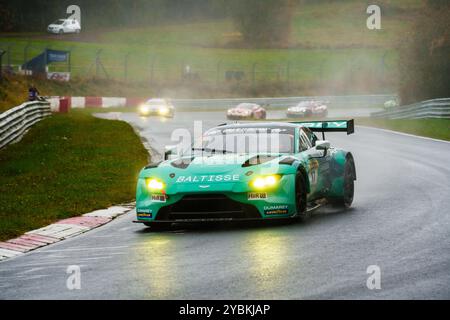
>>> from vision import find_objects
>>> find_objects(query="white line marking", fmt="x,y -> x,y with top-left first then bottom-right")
16,267 -> 45,275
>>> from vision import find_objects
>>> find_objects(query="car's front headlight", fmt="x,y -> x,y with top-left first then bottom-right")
139,105 -> 150,115
250,174 -> 281,190
145,178 -> 165,191
158,107 -> 170,115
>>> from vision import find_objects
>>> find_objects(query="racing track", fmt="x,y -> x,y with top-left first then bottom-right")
0,110 -> 449,299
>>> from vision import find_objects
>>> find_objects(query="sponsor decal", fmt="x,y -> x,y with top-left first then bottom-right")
137,209 -> 153,219
264,205 -> 289,215
248,192 -> 268,200
47,72 -> 71,82
151,194 -> 167,203
176,174 -> 240,183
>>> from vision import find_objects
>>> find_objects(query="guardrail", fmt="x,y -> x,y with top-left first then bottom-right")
371,98 -> 450,119
0,101 -> 52,149
172,94 -> 396,110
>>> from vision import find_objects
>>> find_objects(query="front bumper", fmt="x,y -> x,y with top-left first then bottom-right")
136,175 -> 297,222
139,110 -> 174,118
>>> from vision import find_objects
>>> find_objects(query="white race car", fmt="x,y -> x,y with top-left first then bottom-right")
138,99 -> 175,118
286,101 -> 328,118
47,19 -> 81,34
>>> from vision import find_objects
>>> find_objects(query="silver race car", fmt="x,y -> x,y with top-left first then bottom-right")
286,101 -> 328,118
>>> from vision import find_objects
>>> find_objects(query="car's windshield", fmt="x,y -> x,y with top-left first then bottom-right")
53,20 -> 65,25
236,104 -> 256,110
147,99 -> 167,106
194,127 -> 294,154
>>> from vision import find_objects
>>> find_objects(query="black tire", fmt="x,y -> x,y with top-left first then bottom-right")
330,158 -> 355,208
59,29 -> 64,35
144,222 -> 172,231
295,172 -> 310,222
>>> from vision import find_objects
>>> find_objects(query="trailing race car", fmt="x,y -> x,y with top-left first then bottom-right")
227,103 -> 267,120
135,120 -> 356,229
138,98 -> 175,118
286,100 -> 328,118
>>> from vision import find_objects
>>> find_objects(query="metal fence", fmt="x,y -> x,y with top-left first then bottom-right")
172,94 -> 396,110
0,101 -> 51,149
371,98 -> 450,119
0,40 -> 396,91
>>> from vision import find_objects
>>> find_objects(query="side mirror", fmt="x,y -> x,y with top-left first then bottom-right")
315,140 -> 330,157
315,140 -> 330,151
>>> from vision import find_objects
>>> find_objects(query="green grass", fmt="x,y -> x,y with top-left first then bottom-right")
356,118 -> 450,141
0,0 -> 424,92
0,111 -> 148,241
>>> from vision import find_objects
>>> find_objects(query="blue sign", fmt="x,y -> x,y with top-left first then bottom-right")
46,50 -> 69,63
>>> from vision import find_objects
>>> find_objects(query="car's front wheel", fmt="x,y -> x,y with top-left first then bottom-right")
295,172 -> 310,222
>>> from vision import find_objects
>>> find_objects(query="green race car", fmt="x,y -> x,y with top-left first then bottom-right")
135,120 -> 356,229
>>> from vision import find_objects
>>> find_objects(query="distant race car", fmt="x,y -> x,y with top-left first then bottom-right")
286,100 -> 328,118
227,103 -> 267,120
384,99 -> 399,109
134,120 -> 356,229
47,19 -> 81,34
138,98 -> 175,118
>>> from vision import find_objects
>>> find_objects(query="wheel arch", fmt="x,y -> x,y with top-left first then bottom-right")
295,164 -> 311,193
345,152 -> 357,180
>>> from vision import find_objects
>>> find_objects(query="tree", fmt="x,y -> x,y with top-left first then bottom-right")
398,2 -> 450,104
228,0 -> 295,48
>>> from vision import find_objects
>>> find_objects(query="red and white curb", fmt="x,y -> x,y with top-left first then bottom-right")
0,204 -> 134,261
46,96 -> 145,112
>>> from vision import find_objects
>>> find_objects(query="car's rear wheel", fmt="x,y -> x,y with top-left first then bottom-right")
144,222 -> 172,231
330,158 -> 355,208
295,172 -> 310,222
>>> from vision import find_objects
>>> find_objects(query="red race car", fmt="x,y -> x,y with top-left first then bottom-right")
227,103 -> 267,120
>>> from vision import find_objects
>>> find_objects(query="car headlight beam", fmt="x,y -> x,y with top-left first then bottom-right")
158,107 -> 169,115
250,175 -> 281,190
146,178 -> 165,191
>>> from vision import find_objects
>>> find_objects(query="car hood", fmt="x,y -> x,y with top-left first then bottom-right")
140,153 -> 296,194
143,153 -> 292,176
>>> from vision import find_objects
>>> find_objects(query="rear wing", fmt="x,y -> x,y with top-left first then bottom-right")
291,119 -> 355,139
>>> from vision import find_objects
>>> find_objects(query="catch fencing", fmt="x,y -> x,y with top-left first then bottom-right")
171,94 -> 395,110
0,101 -> 51,149
371,98 -> 450,119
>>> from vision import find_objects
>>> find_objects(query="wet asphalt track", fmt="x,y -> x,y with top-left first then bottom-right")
0,109 -> 449,299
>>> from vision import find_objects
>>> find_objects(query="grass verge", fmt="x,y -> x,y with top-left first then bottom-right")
0,111 -> 148,241
356,118 -> 450,141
